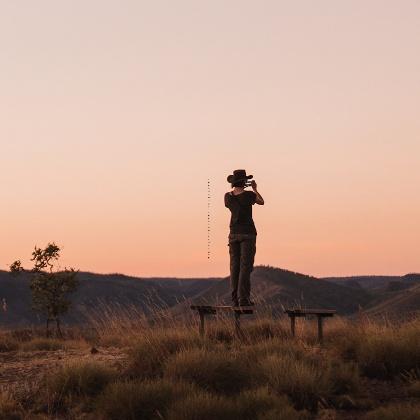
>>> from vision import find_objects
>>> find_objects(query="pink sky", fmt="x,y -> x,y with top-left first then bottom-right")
1,1 -> 419,278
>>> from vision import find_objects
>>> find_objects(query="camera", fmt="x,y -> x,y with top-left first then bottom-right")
245,180 -> 254,187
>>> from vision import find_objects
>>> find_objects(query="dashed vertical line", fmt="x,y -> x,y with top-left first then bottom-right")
207,179 -> 211,260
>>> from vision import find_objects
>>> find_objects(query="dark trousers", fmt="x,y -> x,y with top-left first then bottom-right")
228,233 -> 256,304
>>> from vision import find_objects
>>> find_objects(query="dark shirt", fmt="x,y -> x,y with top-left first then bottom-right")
224,191 -> 257,235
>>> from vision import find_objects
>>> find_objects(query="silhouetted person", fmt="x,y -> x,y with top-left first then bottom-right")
225,169 -> 264,306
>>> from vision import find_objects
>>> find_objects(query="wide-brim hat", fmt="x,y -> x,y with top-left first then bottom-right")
227,169 -> 253,183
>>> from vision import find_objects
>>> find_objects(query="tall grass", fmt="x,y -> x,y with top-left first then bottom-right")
44,360 -> 116,414
2,308 -> 419,419
0,333 -> 19,352
364,403 -> 420,420
0,391 -> 21,420
97,379 -> 197,420
127,328 -> 202,378
164,348 -> 258,395
20,338 -> 66,352
0,327 -> 89,353
235,388 -> 308,420
260,353 -> 329,410
333,318 -> 420,378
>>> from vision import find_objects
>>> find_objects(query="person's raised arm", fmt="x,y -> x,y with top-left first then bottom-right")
251,181 -> 264,205
224,192 -> 230,208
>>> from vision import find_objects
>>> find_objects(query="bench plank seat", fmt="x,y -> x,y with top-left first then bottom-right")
285,309 -> 336,317
190,305 -> 254,314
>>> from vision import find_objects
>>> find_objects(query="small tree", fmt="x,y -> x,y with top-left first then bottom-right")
9,260 -> 24,274
10,242 -> 79,337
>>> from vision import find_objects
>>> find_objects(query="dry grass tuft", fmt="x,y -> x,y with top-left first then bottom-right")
336,319 -> 420,379
244,337 -> 306,360
167,390 -> 239,420
127,328 -> 201,378
260,352 -> 329,411
0,391 -> 23,420
96,333 -> 136,348
97,379 -> 196,420
45,361 -> 116,404
326,359 -> 361,395
1,310 -> 420,418
364,403 -> 420,419
0,334 -> 19,352
20,338 -> 66,352
0,391 -> 21,420
235,387 -> 308,420
407,380 -> 420,398
164,347 -> 257,395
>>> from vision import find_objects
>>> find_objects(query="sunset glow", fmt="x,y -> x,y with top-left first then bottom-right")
1,1 -> 419,277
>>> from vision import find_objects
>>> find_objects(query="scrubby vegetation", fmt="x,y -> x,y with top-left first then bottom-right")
45,361 -> 115,399
0,334 -> 19,353
0,391 -> 21,420
364,403 -> 420,420
0,314 -> 419,419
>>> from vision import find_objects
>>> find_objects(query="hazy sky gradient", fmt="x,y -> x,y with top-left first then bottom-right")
1,1 -> 419,277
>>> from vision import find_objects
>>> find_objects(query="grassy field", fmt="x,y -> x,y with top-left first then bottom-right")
1,310 -> 420,419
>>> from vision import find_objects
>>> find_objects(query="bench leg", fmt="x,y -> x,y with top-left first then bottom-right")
290,315 -> 296,337
199,311 -> 205,337
234,312 -> 246,340
234,312 -> 241,337
317,315 -> 323,343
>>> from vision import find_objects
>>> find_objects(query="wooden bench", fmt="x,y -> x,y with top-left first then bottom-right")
284,309 -> 336,343
190,305 -> 254,337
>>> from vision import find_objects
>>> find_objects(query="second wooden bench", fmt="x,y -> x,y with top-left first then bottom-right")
284,308 -> 336,343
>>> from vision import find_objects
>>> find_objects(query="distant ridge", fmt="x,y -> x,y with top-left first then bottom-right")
0,270 -> 220,327
183,265 -> 373,316
1,267 -> 419,327
323,274 -> 420,290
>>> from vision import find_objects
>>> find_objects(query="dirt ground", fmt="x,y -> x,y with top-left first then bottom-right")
0,347 -> 127,398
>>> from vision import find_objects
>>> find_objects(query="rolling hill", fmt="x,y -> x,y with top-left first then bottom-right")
323,274 -> 420,290
1,266 -> 419,327
0,270 -> 219,327
185,266 -> 374,315
362,282 -> 420,319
